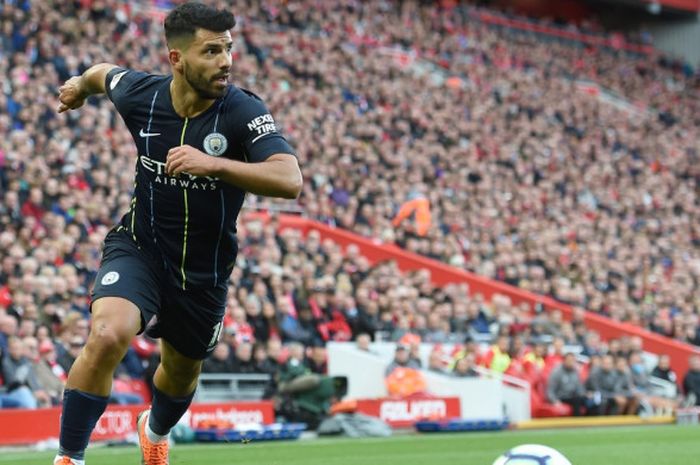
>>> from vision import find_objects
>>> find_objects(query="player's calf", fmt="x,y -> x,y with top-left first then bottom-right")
55,389 -> 110,464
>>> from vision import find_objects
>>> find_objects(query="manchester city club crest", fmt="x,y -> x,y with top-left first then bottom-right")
203,132 -> 228,156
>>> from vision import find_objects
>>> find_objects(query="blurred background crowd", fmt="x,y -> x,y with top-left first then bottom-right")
1,0 -> 700,417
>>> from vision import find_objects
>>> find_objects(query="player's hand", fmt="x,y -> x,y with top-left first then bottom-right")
58,76 -> 88,113
166,144 -> 220,177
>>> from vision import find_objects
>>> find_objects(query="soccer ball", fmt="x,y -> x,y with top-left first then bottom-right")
492,444 -> 572,465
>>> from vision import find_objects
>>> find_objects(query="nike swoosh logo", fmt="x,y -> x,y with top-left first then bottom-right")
139,129 -> 161,138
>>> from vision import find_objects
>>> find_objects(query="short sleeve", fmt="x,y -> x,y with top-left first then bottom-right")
235,92 -> 295,163
104,67 -> 156,117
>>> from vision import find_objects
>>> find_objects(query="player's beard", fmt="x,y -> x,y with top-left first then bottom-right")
183,63 -> 226,99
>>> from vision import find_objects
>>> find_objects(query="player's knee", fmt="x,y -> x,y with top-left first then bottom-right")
83,324 -> 132,367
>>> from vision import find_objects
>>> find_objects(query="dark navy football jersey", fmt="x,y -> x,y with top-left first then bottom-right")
104,67 -> 295,290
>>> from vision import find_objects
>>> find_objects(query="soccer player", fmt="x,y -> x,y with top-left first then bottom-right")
54,3 -> 301,465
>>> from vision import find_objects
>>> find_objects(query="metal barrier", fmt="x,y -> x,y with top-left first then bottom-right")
194,373 -> 271,402
676,407 -> 700,425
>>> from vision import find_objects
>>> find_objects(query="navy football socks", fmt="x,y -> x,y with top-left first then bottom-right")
58,389 -> 109,460
148,385 -> 196,436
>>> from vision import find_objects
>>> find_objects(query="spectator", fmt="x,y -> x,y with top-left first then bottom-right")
427,348 -> 447,374
483,336 -> 512,373
278,342 -> 309,384
202,341 -> 235,374
581,331 -> 604,357
348,295 -> 380,338
628,351 -> 676,415
452,353 -> 479,378
231,342 -> 259,374
407,340 -> 423,369
245,299 -> 269,344
522,341 -> 547,376
225,306 -> 255,346
55,313 -> 88,361
587,354 -> 629,415
262,338 -> 284,376
545,337 -> 566,369
385,345 -> 420,376
35,324 -> 53,346
0,313 -> 18,353
114,346 -> 145,380
279,302 -> 317,346
38,339 -> 66,381
614,357 -> 640,415
466,302 -> 492,334
1,336 -> 48,408
260,301 -> 280,342
392,188 -> 431,237
547,353 -> 588,416
28,337 -> 64,405
305,343 -> 327,375
56,335 -> 85,374
683,355 -> 700,406
17,318 -> 36,338
651,354 -> 677,386
355,333 -> 372,353
509,335 -> 528,361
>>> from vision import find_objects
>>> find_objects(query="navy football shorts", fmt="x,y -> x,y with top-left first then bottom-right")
91,230 -> 226,360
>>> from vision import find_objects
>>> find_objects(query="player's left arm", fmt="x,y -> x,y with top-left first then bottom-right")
216,153 -> 302,199
165,149 -> 301,199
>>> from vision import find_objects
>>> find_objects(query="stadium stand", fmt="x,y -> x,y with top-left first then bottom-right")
0,0 -> 699,420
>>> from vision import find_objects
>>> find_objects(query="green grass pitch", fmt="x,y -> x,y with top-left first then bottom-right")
2,425 -> 698,465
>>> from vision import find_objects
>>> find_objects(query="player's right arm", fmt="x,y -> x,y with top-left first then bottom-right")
57,63 -> 118,113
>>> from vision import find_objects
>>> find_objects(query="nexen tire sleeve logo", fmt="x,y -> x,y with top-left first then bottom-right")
246,114 -> 277,144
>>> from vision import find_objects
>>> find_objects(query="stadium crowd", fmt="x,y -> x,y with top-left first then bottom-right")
1,0 -> 700,415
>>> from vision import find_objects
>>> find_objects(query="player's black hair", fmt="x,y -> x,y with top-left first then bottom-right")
164,2 -> 236,47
